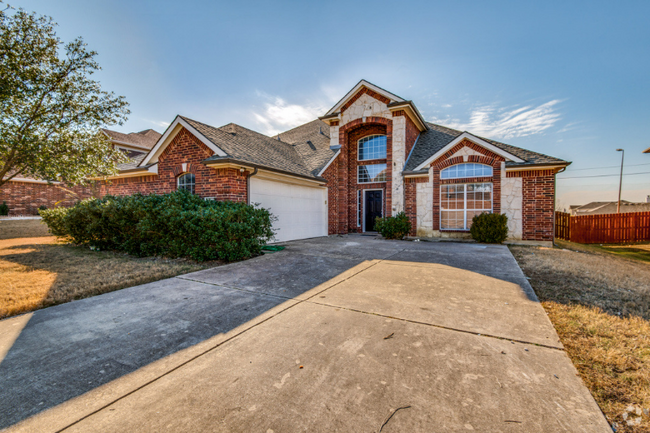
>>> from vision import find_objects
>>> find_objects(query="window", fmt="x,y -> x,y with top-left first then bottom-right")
358,135 -> 387,160
177,173 -> 195,194
440,163 -> 492,180
440,183 -> 492,230
358,164 -> 387,183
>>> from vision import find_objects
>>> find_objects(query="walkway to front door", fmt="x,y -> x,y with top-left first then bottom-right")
364,190 -> 382,232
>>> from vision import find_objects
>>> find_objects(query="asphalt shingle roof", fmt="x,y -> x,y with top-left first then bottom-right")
181,116 -> 320,179
116,153 -> 147,171
103,128 -> 162,149
404,122 -> 569,172
276,120 -> 336,175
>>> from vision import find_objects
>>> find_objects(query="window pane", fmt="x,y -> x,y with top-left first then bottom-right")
441,210 -> 464,230
441,163 -> 492,180
177,173 -> 195,194
358,135 -> 387,160
440,182 -> 492,230
358,164 -> 387,183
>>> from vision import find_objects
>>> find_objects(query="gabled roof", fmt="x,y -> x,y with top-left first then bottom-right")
404,122 -> 570,173
102,128 -> 161,150
181,117 -> 321,179
324,79 -> 406,117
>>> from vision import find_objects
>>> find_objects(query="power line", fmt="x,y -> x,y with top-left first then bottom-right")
567,162 -> 650,171
557,171 -> 650,180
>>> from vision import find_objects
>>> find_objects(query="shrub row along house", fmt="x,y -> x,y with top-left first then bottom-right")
6,80 -> 570,244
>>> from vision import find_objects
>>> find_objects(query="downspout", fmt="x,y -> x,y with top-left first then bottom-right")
246,167 -> 258,205
553,166 -> 567,247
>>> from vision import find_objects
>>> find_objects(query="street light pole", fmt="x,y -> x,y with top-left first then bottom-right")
616,148 -> 624,213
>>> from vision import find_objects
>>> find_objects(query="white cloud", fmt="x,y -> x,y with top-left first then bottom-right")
252,95 -> 326,136
431,100 -> 562,140
144,119 -> 170,128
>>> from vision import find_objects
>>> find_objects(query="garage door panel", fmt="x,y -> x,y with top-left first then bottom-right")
250,178 -> 327,243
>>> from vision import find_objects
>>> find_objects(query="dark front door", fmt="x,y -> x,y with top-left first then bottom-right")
364,190 -> 383,232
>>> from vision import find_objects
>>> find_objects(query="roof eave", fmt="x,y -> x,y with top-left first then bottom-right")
202,157 -> 326,183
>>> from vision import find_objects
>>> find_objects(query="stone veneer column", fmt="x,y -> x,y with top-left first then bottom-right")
390,115 -> 406,215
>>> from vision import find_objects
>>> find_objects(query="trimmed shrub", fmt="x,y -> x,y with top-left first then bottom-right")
38,205 -> 48,211
374,212 -> 412,240
470,212 -> 508,243
0,201 -> 8,216
39,191 -> 275,262
39,207 -> 70,237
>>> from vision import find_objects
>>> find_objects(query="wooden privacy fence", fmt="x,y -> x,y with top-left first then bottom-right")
555,211 -> 650,244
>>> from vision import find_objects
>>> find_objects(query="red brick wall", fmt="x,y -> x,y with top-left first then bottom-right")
334,117 -> 394,234
321,156 -> 340,235
508,170 -> 555,241
0,181 -> 93,216
391,111 -> 420,158
100,127 -> 248,202
429,139 -> 504,231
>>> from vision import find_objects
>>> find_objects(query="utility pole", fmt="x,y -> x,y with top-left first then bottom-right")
616,148 -> 624,213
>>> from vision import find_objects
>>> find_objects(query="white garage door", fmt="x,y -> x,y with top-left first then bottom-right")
250,177 -> 328,243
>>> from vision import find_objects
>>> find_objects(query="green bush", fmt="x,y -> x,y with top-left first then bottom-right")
39,206 -> 70,237
39,191 -> 275,262
469,212 -> 508,243
38,205 -> 48,211
0,201 -> 8,216
374,212 -> 412,240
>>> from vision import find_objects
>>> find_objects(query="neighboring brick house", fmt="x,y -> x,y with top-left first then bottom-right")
0,129 -> 160,216
97,80 -> 569,244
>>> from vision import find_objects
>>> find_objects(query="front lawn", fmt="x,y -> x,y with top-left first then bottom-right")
0,219 -> 214,319
510,244 -> 650,433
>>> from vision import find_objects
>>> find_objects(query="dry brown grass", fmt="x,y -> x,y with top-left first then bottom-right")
510,245 -> 650,432
0,218 -> 51,240
0,219 -> 215,319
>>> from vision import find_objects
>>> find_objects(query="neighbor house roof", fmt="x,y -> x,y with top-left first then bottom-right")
102,128 -> 162,150
403,122 -> 570,173
569,201 -> 650,215
116,153 -> 148,171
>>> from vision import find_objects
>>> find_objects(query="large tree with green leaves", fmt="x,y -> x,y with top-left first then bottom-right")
0,5 -> 130,189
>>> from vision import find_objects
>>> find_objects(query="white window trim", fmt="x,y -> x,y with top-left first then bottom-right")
357,135 -> 387,161
440,163 -> 493,180
439,182 -> 493,231
357,163 -> 388,184
362,188 -> 384,232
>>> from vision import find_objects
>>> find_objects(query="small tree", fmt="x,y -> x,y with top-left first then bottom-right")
0,5 -> 130,189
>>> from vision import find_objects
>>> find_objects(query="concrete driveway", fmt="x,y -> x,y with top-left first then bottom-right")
0,236 -> 610,432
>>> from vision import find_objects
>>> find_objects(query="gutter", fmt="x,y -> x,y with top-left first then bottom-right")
247,167 -> 258,205
552,165 -> 568,248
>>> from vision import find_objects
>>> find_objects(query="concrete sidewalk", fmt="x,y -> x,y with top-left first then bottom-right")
1,237 -> 611,432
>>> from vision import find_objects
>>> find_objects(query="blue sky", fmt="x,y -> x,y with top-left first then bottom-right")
12,0 -> 650,208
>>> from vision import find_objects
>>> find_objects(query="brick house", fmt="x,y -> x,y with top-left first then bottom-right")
97,80 -> 569,245
0,129 -> 160,216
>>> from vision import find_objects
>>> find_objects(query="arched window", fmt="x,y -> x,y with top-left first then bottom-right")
440,163 -> 492,180
177,173 -> 195,194
358,135 -> 387,161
